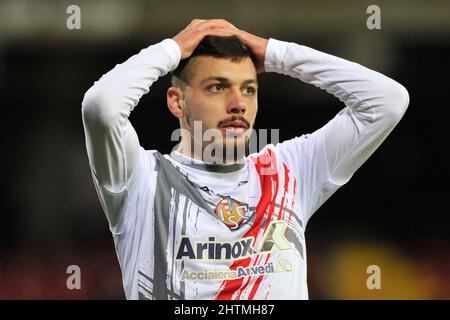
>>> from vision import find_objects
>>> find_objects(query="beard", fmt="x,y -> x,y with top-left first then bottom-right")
221,135 -> 249,163
198,132 -> 249,165
183,106 -> 252,164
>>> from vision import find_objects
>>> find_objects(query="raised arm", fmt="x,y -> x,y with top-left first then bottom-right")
81,19 -> 237,191
81,39 -> 181,190
237,30 -> 409,222
264,38 -> 409,183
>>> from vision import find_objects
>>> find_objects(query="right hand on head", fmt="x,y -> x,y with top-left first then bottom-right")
172,19 -> 239,60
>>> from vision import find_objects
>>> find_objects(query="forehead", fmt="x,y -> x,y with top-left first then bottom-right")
189,56 -> 257,84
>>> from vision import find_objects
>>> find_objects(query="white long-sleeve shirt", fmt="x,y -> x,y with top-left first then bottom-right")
81,38 -> 409,300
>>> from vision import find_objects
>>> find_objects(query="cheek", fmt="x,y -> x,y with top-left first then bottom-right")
187,92 -> 209,113
189,93 -> 223,116
184,96 -> 215,128
247,99 -> 258,121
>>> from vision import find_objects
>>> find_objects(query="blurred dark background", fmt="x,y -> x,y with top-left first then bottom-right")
0,0 -> 449,299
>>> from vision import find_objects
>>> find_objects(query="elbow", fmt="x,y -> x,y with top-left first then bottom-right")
380,80 -> 410,124
81,84 -> 121,128
393,82 -> 410,117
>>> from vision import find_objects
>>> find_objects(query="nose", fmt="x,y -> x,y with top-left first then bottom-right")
226,87 -> 246,114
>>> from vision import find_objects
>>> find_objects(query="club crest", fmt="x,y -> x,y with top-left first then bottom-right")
214,196 -> 249,230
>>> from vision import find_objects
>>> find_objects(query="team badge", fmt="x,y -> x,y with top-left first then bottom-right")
214,196 -> 249,230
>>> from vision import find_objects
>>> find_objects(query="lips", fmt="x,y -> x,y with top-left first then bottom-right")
220,120 -> 248,129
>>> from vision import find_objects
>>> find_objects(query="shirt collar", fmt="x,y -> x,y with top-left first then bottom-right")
169,150 -> 246,173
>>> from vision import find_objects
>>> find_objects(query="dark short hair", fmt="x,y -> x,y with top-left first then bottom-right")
171,35 -> 255,88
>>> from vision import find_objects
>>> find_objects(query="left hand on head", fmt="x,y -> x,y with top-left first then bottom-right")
188,19 -> 269,73
233,29 -> 269,73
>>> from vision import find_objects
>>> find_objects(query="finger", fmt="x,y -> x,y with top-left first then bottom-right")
190,18 -> 206,25
196,19 -> 236,32
217,19 -> 239,30
199,26 -> 237,39
203,29 -> 236,37
198,26 -> 235,38
204,19 -> 239,30
198,29 -> 237,40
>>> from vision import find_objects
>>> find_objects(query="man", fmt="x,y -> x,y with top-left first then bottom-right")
81,19 -> 409,299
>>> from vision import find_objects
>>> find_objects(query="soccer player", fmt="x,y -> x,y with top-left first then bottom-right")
81,19 -> 409,299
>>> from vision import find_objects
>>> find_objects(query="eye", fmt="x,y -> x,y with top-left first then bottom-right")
243,86 -> 256,95
208,84 -> 224,93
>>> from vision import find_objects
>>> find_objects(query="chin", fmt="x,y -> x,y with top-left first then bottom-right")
202,137 -> 249,164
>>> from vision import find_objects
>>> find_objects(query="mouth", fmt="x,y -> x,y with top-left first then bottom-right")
219,120 -> 249,135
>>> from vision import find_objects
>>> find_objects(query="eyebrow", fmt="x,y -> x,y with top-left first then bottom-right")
200,76 -> 258,86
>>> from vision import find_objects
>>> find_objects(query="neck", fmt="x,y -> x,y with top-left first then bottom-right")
176,138 -> 246,165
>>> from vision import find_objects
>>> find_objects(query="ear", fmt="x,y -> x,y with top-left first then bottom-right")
167,86 -> 185,118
